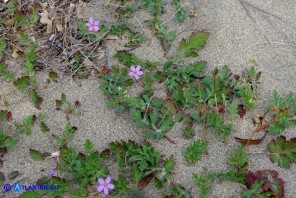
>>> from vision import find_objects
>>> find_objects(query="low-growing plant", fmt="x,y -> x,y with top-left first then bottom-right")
182,140 -> 207,164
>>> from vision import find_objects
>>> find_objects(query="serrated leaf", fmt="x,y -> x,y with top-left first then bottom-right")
0,64 -> 14,81
267,136 -> 296,168
182,140 -> 207,164
114,175 -> 129,193
164,156 -> 174,171
268,122 -> 285,136
13,76 -> 30,92
131,163 -> 144,182
29,149 -> 43,160
227,145 -> 248,168
84,139 -> 94,155
179,32 -> 208,57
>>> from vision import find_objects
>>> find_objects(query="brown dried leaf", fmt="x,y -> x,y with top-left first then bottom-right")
55,20 -> 63,31
40,10 -> 53,34
138,173 -> 155,188
235,131 -> 268,145
11,48 -> 19,58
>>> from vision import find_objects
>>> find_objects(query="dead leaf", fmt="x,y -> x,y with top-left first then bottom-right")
253,116 -> 261,124
55,20 -> 63,31
106,35 -> 119,40
238,104 -> 247,119
40,10 -> 53,34
138,173 -> 155,188
83,59 -> 93,70
11,48 -> 19,58
235,131 -> 268,145
40,2 -> 48,9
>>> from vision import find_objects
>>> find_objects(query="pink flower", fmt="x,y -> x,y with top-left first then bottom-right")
97,176 -> 115,195
129,66 -> 144,80
86,17 -> 100,32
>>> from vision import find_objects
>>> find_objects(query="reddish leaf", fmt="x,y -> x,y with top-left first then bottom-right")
74,100 -> 81,107
0,110 -> 12,121
138,173 -> 155,188
99,67 -> 109,75
245,171 -> 257,189
255,170 -> 285,198
218,107 -> 226,114
0,172 -> 4,183
238,104 -> 247,118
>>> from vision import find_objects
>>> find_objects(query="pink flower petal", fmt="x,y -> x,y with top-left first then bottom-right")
93,26 -> 99,31
94,21 -> 100,26
97,185 -> 104,192
86,23 -> 91,27
105,176 -> 111,184
98,178 -> 105,185
88,26 -> 94,31
137,71 -> 143,76
129,72 -> 135,77
103,187 -> 109,195
130,66 -> 136,72
107,184 -> 115,189
134,75 -> 139,80
136,66 -> 141,72
88,17 -> 94,24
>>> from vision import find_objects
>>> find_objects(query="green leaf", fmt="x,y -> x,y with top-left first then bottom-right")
227,145 -> 248,168
226,100 -> 238,119
193,171 -> 216,198
131,163 -> 144,182
13,76 -> 30,92
49,71 -> 58,82
7,0 -> 15,16
179,32 -> 208,57
0,64 -> 14,81
267,136 -> 296,168
84,139 -> 94,155
0,37 -> 6,55
182,140 -> 207,164
20,190 -> 39,198
5,138 -> 16,149
114,175 -> 129,193
8,170 -> 20,180
69,188 -> 86,198
29,11 -> 38,26
164,156 -> 174,171
268,122 -> 285,136
29,149 -> 43,160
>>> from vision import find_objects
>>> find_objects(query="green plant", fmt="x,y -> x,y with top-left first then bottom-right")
179,32 -> 208,57
193,171 -> 216,198
182,140 -> 207,164
267,136 -> 296,168
243,170 -> 285,198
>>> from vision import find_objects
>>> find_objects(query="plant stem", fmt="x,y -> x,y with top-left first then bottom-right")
154,0 -> 159,31
246,121 -> 273,146
197,79 -> 202,116
213,74 -> 218,113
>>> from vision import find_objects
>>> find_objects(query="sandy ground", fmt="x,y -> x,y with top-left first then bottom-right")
1,0 -> 296,197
